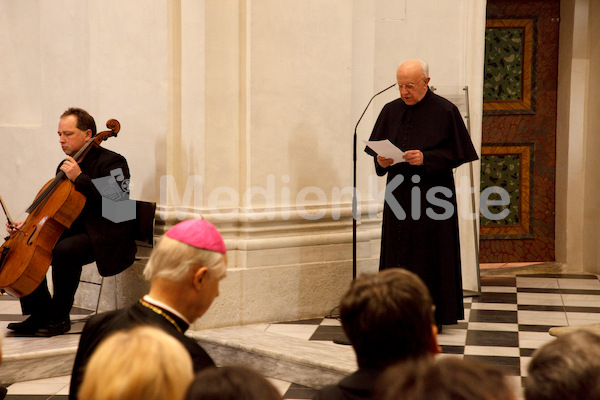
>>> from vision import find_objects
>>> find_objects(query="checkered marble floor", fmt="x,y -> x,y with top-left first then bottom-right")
2,272 -> 600,399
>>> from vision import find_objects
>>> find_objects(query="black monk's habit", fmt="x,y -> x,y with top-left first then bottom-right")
365,89 -> 478,325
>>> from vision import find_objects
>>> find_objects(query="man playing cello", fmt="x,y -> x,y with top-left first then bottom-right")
5,107 -> 136,336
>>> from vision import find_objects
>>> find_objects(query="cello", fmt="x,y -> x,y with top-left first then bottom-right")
0,119 -> 121,297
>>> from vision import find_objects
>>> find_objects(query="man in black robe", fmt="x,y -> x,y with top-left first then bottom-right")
365,59 -> 478,327
69,219 -> 227,399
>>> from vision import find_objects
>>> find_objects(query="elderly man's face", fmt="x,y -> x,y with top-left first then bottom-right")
396,63 -> 430,106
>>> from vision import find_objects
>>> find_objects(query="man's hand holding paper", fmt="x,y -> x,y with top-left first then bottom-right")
363,139 -> 406,166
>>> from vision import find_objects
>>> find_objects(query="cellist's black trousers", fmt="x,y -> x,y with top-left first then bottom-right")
20,231 -> 95,322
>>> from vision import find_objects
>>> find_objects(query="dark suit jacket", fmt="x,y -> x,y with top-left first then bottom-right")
312,368 -> 384,400
68,301 -> 215,400
66,146 -> 137,276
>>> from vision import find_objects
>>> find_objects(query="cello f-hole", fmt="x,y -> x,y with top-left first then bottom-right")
26,225 -> 37,246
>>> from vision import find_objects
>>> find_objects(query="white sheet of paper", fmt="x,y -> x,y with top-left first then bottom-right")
363,139 -> 406,165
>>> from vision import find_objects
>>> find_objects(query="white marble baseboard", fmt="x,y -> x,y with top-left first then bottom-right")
192,326 -> 356,389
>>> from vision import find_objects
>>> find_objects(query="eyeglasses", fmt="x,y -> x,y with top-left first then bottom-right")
397,77 -> 427,90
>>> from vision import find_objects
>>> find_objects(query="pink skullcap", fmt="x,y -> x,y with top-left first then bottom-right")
165,219 -> 226,254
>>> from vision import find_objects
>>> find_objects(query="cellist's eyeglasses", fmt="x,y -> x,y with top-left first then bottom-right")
397,77 -> 427,90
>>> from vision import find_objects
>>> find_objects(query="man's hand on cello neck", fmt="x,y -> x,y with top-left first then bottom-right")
60,156 -> 83,182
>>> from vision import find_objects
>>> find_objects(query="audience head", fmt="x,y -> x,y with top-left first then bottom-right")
525,330 -> 600,400
340,268 -> 439,369
378,357 -> 516,400
78,325 -> 194,400
144,219 -> 227,321
184,365 -> 282,400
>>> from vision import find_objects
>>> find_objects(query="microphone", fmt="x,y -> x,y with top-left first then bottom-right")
352,82 -> 397,278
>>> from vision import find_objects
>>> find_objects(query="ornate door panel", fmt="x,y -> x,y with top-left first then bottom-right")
479,0 -> 559,262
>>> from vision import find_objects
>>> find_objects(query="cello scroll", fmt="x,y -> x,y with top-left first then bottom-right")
105,119 -> 120,136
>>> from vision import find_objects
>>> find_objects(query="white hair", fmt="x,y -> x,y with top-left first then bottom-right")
143,236 -> 226,282
417,59 -> 429,78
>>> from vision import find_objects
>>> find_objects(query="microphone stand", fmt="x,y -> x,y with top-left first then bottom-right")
331,83 -> 397,345
352,82 -> 397,278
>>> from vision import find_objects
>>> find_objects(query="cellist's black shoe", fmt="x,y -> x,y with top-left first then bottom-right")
35,318 -> 71,337
7,315 -> 43,334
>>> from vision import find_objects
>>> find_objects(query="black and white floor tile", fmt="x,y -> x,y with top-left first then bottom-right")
2,272 -> 600,399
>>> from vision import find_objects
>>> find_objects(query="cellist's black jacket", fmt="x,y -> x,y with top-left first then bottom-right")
65,145 -> 137,276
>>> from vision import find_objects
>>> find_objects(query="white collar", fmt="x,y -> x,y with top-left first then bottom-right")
142,295 -> 191,325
